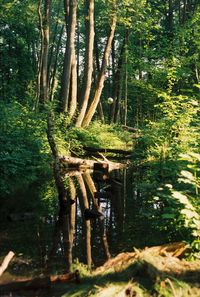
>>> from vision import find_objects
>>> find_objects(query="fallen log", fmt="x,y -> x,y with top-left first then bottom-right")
60,155 -> 127,171
0,251 -> 15,277
83,146 -> 132,155
122,125 -> 139,132
0,272 -> 78,292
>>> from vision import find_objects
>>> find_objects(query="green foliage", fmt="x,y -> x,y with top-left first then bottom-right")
135,91 -> 199,161
0,101 -> 50,196
57,120 -> 132,153
145,153 -> 200,242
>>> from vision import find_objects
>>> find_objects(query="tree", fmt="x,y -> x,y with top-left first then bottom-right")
75,0 -> 95,127
59,0 -> 77,113
81,0 -> 117,127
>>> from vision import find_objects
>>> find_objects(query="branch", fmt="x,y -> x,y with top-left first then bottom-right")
0,251 -> 15,277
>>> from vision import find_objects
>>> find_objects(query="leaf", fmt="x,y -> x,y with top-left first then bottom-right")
161,213 -> 176,219
181,209 -> 199,220
180,170 -> 194,181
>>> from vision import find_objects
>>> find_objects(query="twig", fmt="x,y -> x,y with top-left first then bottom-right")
0,251 -> 15,277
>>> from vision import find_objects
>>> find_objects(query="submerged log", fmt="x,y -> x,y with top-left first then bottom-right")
0,272 -> 78,292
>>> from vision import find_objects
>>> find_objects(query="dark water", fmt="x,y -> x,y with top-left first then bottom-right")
0,164 -> 172,295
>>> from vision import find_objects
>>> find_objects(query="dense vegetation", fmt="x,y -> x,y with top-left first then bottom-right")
0,0 -> 200,274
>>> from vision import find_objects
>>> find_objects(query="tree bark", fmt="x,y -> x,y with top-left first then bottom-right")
49,25 -> 64,101
68,47 -> 77,119
81,1 -> 117,127
76,0 -> 95,127
59,0 -> 77,112
39,0 -> 51,103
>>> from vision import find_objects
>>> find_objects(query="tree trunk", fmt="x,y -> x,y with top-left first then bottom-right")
81,1 -> 117,127
68,47 -> 77,119
35,0 -> 44,109
47,0 -> 62,90
94,35 -> 105,122
49,25 -> 64,101
76,0 -> 95,127
110,34 -> 127,123
59,0 -> 77,112
39,0 -> 51,104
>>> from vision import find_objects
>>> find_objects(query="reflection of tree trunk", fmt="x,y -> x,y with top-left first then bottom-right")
47,113 -> 67,211
83,172 -> 98,208
47,218 -> 62,271
77,175 -> 92,268
83,172 -> 111,259
47,113 -> 74,272
68,178 -> 76,264
61,214 -> 71,272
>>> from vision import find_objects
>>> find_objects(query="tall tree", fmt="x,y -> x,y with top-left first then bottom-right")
76,0 -> 95,127
81,0 -> 117,127
39,0 -> 51,104
59,0 -> 77,112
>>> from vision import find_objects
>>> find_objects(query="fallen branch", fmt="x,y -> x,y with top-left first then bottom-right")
83,146 -> 132,155
0,272 -> 79,292
0,251 -> 15,277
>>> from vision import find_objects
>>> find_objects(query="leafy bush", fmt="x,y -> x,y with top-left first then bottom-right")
0,101 -> 50,197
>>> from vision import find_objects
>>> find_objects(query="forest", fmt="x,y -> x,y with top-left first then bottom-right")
0,0 -> 200,296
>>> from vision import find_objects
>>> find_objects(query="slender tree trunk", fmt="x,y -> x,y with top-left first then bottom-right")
40,0 -> 51,103
94,35 -> 105,122
167,0 -> 173,41
59,0 -> 77,112
68,48 -> 77,119
124,52 -> 128,126
35,0 -> 44,109
47,0 -> 62,89
76,0 -> 95,127
81,1 -> 117,127
110,34 -> 127,123
49,25 -> 64,101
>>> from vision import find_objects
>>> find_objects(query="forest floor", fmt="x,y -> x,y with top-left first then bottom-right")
1,242 -> 200,296
60,242 -> 200,297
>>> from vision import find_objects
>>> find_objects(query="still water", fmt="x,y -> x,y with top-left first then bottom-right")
0,164 -> 172,291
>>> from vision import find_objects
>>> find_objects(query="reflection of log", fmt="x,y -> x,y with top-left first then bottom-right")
0,251 -> 15,277
0,272 -> 77,292
60,155 -> 126,171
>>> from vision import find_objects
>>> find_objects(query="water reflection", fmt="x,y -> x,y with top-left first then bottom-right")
47,166 -> 126,273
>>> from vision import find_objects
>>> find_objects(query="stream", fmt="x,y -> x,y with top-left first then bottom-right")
0,163 -> 178,295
